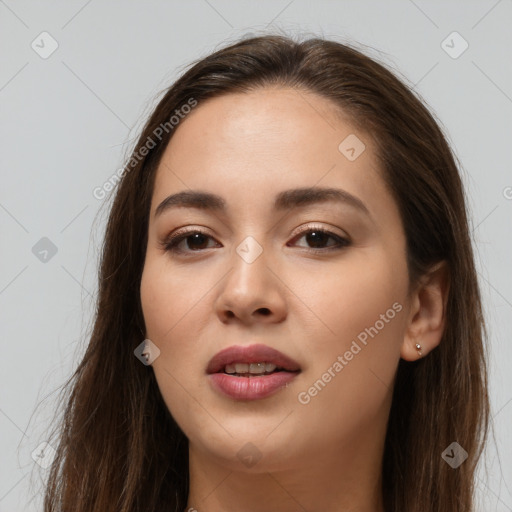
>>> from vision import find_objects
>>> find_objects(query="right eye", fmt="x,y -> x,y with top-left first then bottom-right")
160,229 -> 221,255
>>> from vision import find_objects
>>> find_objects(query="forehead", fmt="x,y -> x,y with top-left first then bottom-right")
151,87 -> 391,221
163,87 -> 363,165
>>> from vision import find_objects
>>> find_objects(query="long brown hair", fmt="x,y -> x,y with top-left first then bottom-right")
40,33 -> 490,512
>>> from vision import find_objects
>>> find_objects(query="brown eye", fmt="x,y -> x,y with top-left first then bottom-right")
161,226 -> 350,256
162,230 -> 219,253
289,228 -> 350,252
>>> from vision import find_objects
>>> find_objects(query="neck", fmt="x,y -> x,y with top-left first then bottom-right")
185,423 -> 386,512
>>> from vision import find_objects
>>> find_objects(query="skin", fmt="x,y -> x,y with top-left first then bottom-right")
140,87 -> 449,512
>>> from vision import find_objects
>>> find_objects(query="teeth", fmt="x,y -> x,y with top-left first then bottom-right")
225,364 -> 237,374
235,363 -> 249,373
249,362 -> 266,374
224,362 -> 278,375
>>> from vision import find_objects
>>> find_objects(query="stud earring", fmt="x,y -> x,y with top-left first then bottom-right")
415,343 -> 422,357
141,339 -> 151,364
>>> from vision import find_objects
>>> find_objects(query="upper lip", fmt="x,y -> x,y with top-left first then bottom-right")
206,344 -> 301,374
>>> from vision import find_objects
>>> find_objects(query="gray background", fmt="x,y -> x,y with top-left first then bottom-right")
1,1 -> 511,510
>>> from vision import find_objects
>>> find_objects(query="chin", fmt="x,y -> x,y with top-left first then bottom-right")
189,422 -> 304,473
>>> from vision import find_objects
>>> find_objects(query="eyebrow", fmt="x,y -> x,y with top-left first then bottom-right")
154,186 -> 371,219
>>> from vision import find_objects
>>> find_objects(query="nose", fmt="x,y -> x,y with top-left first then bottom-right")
214,245 -> 287,325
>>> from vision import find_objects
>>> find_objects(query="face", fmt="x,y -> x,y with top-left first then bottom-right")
140,87 -> 411,472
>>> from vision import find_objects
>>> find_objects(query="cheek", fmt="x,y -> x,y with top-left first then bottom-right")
292,251 -> 406,426
140,260 -> 189,383
140,255 -> 217,375
296,249 -> 407,348
140,257 -> 208,340
140,260 -> 211,430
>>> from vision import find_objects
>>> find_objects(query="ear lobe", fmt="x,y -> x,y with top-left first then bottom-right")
401,260 -> 450,361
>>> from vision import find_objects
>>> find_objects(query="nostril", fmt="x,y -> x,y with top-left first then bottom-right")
258,308 -> 271,316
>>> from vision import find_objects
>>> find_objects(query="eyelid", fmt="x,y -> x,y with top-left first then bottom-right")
289,222 -> 349,241
168,225 -> 212,239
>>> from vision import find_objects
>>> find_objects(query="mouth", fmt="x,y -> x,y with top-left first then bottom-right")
222,362 -> 299,377
206,343 -> 301,375
206,344 -> 302,401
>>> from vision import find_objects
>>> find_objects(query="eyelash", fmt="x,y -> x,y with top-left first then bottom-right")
160,224 -> 351,256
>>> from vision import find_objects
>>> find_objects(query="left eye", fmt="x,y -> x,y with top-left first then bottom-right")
289,228 -> 350,250
161,228 -> 350,255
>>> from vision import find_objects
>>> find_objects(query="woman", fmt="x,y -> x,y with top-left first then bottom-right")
42,34 -> 490,512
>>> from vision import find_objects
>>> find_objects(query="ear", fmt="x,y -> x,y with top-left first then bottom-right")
401,260 -> 450,361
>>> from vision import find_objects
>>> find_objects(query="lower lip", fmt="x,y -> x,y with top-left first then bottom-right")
208,371 -> 299,401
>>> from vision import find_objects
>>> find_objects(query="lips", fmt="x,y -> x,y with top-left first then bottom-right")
206,344 -> 301,375
206,344 -> 301,401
